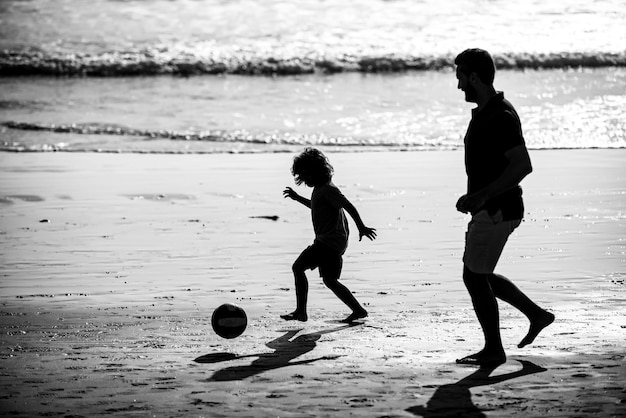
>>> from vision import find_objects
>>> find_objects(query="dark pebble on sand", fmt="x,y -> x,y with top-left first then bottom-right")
250,215 -> 279,221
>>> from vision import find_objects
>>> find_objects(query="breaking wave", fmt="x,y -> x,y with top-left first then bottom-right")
2,49 -> 625,77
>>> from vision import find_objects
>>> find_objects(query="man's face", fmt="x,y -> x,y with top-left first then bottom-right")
456,67 -> 477,103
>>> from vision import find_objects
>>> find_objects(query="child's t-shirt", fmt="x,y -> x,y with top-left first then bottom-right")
311,181 -> 349,254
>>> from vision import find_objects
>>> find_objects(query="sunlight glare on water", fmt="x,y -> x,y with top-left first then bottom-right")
0,0 -> 624,153
1,67 -> 624,153
1,0 -> 624,56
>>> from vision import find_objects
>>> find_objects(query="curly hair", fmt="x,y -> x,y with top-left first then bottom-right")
291,147 -> 334,186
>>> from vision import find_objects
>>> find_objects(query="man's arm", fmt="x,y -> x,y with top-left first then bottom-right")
457,145 -> 532,214
485,144 -> 533,198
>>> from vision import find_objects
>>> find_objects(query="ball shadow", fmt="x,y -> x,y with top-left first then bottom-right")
195,323 -> 362,381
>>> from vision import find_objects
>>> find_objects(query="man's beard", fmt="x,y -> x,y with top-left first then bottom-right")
464,83 -> 478,103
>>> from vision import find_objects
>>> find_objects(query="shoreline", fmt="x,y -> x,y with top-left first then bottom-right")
2,145 -> 626,154
1,148 -> 624,416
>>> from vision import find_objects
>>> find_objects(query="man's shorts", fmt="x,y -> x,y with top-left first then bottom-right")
294,241 -> 343,280
463,209 -> 521,274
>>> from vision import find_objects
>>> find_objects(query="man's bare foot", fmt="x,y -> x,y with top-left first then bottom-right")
340,309 -> 368,323
456,350 -> 506,367
280,311 -> 308,322
518,311 -> 555,348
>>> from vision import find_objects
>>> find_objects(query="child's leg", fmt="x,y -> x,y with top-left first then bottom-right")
321,258 -> 367,321
292,263 -> 308,316
281,248 -> 312,321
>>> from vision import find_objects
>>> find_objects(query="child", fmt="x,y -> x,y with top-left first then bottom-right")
281,148 -> 377,323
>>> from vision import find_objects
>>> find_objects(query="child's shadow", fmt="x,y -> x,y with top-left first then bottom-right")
195,323 -> 361,381
406,360 -> 547,418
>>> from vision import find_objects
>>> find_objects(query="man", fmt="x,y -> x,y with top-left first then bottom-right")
454,48 -> 554,366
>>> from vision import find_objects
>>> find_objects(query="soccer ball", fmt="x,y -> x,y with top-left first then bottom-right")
211,303 -> 247,339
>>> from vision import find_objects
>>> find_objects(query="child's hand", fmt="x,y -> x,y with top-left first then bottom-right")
358,226 -> 377,241
283,187 -> 299,200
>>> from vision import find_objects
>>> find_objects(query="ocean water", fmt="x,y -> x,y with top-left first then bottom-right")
0,0 -> 625,153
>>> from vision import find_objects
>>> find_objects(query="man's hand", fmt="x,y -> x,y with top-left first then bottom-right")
283,187 -> 299,200
456,191 -> 488,214
358,226 -> 377,241
456,194 -> 468,213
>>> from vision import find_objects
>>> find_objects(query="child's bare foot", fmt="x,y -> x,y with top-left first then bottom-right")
340,309 -> 368,323
280,311 -> 308,322
456,349 -> 506,367
518,311 -> 555,348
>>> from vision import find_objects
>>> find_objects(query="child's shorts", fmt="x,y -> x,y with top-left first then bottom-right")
463,209 -> 521,274
294,241 -> 343,279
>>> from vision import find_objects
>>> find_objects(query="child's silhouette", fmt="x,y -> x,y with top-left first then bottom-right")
282,148 -> 376,323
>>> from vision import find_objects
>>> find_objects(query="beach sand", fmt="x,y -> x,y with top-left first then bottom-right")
0,149 -> 624,417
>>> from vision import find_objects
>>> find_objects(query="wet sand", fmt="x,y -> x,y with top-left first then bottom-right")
1,149 -> 624,417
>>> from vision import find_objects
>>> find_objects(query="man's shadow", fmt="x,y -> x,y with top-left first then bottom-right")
406,360 -> 547,418
195,323 -> 361,381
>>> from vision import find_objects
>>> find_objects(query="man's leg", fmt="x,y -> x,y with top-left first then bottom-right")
458,265 -> 506,365
488,274 -> 554,347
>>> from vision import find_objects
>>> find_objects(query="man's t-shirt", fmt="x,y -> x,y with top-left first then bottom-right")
311,182 -> 350,254
464,92 -> 527,220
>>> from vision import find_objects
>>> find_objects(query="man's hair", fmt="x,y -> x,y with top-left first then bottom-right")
292,147 -> 334,186
454,48 -> 496,85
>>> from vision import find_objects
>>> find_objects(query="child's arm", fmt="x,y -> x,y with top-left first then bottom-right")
343,200 -> 377,241
283,187 -> 311,208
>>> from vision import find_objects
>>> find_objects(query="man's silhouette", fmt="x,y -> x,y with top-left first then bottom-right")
453,48 -> 554,366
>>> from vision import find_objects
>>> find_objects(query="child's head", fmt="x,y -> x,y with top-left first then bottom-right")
291,147 -> 334,187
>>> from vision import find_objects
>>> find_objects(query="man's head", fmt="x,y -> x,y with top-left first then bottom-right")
455,48 -> 496,103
